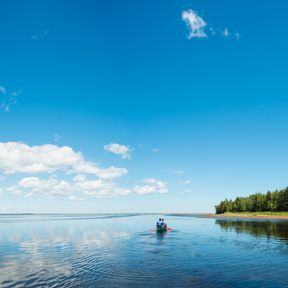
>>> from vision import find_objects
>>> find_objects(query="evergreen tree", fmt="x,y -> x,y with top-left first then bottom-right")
215,187 -> 288,214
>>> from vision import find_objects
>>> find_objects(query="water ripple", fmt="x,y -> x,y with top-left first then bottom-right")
1,215 -> 288,287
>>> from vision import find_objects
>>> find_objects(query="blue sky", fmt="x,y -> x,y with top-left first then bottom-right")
0,0 -> 288,213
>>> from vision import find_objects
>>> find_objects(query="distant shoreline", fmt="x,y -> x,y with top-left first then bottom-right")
204,213 -> 288,220
2,212 -> 288,220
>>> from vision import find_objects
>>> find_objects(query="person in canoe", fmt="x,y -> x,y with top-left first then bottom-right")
156,218 -> 167,231
156,218 -> 162,228
161,219 -> 167,229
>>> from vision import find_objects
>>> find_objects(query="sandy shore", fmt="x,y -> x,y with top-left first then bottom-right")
203,213 -> 288,220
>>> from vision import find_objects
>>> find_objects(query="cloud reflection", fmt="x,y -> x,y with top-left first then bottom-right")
0,227 -> 130,287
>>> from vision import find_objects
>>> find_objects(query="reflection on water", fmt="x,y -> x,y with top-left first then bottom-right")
1,214 -> 288,287
0,227 -> 130,287
215,219 -> 288,241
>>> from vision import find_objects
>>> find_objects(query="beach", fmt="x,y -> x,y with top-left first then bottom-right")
204,213 -> 288,220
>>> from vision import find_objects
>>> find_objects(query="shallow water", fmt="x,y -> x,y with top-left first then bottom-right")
0,214 -> 288,287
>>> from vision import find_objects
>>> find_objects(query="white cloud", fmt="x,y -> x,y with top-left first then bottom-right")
6,173 -> 130,199
72,175 -> 130,198
179,180 -> 191,185
0,86 -> 8,112
5,174 -> 168,199
152,148 -> 160,153
6,185 -> 22,195
219,27 -> 241,39
209,27 -> 216,36
32,30 -> 49,40
0,141 -> 130,199
75,178 -> 106,191
133,178 -> 168,195
18,176 -> 73,197
0,87 -> 19,112
73,162 -> 127,179
73,174 -> 86,182
1,105 -> 9,112
234,32 -> 241,40
166,169 -> 185,175
182,10 -> 240,41
0,142 -> 126,180
177,189 -> 192,194
73,161 -> 101,175
104,143 -> 131,159
222,28 -> 229,37
0,142 -> 169,200
182,9 -> 207,39
0,86 -> 7,94
0,142 -> 82,174
69,195 -> 84,201
82,183 -> 130,198
53,134 -> 61,142
95,166 -> 127,180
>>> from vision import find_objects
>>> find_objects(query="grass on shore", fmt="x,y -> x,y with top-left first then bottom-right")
221,211 -> 288,217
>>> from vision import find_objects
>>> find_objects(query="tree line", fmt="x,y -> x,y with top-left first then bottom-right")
215,187 -> 288,214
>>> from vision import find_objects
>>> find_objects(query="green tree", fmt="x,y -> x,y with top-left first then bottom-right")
215,187 -> 288,214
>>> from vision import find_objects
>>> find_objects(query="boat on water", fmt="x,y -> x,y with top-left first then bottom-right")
157,226 -> 168,233
156,218 -> 168,232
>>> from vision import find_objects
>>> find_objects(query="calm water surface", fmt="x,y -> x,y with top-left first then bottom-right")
0,214 -> 288,287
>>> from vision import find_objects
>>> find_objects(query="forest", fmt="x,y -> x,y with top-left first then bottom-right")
215,187 -> 288,214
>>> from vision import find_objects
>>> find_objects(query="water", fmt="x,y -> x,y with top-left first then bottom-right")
0,214 -> 288,288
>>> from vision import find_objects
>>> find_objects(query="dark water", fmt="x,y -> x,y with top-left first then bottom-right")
1,214 -> 288,288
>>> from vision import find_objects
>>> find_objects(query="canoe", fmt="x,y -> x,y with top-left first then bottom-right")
156,226 -> 168,233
